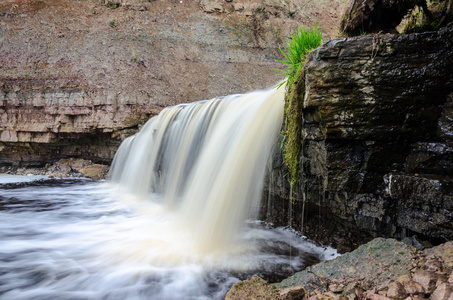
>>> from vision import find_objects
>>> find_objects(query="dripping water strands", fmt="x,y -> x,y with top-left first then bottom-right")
266,170 -> 273,221
288,184 -> 293,264
301,187 -> 306,236
300,113 -> 306,236
266,146 -> 275,222
288,185 -> 293,229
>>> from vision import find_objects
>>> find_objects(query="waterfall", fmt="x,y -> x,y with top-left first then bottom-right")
109,85 -> 285,254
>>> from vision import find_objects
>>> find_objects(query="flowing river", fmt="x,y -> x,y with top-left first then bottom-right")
0,176 -> 336,299
0,85 -> 338,299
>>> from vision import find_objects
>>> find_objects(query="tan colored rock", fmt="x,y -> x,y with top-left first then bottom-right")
367,294 -> 392,300
412,270 -> 439,294
279,286 -> 306,300
387,281 -> 408,299
398,275 -> 412,284
79,164 -> 110,179
55,158 -> 93,173
422,255 -> 444,272
330,283 -> 345,293
325,291 -> 341,298
426,242 -> 453,269
345,293 -> 358,300
404,281 -> 425,295
225,275 -> 279,300
429,283 -> 453,300
343,282 -> 364,296
199,0 -> 223,13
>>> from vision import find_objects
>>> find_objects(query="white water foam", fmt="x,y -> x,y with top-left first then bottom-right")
110,86 -> 286,255
0,178 -> 337,300
0,85 -> 339,299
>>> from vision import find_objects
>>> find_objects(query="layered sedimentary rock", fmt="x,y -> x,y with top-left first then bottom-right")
262,26 -> 453,246
0,0 -> 346,166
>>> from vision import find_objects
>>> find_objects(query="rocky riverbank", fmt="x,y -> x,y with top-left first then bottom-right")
227,238 -> 453,300
0,158 -> 109,179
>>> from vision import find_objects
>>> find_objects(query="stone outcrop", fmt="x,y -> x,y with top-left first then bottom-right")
0,158 -> 110,179
262,26 -> 453,248
0,0 -> 347,167
340,0 -> 432,35
227,238 -> 453,300
276,238 -> 416,291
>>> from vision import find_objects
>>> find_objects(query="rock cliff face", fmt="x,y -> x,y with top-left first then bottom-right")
0,0 -> 346,166
262,26 -> 453,247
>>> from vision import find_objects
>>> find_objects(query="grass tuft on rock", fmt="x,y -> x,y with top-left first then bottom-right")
276,25 -> 322,190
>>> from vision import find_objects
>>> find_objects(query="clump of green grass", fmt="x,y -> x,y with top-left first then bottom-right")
276,24 -> 322,190
276,24 -> 322,90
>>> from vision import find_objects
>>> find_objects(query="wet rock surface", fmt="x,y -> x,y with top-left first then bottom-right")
227,238 -> 453,300
340,0 -> 433,36
262,26 -> 453,249
276,238 -> 415,291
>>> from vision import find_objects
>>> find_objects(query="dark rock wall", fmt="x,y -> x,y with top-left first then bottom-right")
262,26 -> 453,246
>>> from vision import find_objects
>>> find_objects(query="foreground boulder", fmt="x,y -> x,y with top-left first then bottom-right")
227,238 -> 453,300
276,238 -> 415,292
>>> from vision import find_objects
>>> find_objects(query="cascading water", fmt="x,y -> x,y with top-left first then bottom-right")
0,85 -> 338,300
109,86 -> 286,254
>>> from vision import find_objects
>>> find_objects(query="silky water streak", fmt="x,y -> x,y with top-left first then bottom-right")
109,85 -> 285,254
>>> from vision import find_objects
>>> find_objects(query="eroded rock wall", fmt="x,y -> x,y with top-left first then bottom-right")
0,0 -> 347,166
262,26 -> 453,246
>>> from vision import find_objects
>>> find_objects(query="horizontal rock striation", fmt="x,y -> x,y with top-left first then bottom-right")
0,0 -> 346,166
4,0 -> 451,249
262,26 -> 453,248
